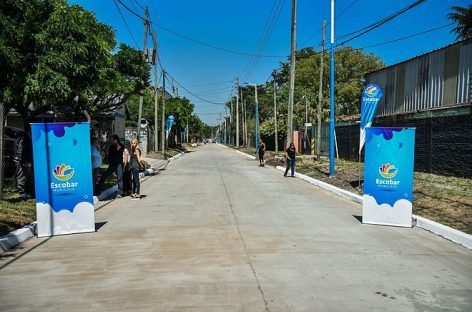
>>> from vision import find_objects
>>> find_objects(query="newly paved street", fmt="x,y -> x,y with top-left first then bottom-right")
1,144 -> 471,311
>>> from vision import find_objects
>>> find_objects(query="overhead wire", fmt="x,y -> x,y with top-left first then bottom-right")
164,72 -> 227,106
112,0 -> 140,49
336,0 -> 428,46
301,0 -> 360,47
241,0 -> 287,82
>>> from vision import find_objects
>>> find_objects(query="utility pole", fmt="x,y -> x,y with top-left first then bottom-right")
161,70 -> 166,153
152,31 -> 159,152
317,20 -> 326,162
329,0 -> 336,177
244,99 -> 248,147
137,6 -> 149,142
287,0 -> 297,146
235,78 -> 240,148
241,90 -> 245,146
0,104 -> 4,199
303,95 -> 308,154
273,72 -> 278,155
254,84 -> 259,155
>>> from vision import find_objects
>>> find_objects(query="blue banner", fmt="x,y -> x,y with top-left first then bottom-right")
363,127 -> 415,227
359,84 -> 383,154
166,115 -> 175,140
31,122 -> 95,236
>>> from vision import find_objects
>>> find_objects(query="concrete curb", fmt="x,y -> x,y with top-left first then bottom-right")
234,148 -> 472,250
234,149 -> 256,160
413,215 -> 472,249
0,223 -> 36,253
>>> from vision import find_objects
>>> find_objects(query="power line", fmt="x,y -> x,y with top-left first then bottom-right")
165,72 -> 227,106
358,23 -> 453,49
185,80 -> 233,88
130,0 -> 145,11
112,0 -> 140,49
157,24 -> 287,58
337,0 -> 428,46
115,0 -> 144,20
241,0 -> 287,82
301,0 -> 360,47
114,0 -> 288,58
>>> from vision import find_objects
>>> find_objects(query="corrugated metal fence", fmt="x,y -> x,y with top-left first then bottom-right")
366,39 -> 471,116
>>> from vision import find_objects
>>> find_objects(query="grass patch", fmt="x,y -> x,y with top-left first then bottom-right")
0,185 -> 36,237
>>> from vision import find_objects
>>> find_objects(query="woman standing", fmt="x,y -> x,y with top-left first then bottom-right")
284,142 -> 296,177
129,139 -> 144,199
258,139 -> 266,167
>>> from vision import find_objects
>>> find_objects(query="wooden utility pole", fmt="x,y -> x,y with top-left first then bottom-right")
152,31 -> 159,152
273,72 -> 278,155
161,70 -> 166,153
287,0 -> 297,146
137,6 -> 149,142
317,20 -> 326,162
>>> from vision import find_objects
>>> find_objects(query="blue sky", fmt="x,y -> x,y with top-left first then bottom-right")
69,0 -> 470,126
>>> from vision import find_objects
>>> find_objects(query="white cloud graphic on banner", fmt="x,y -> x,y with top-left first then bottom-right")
362,195 -> 412,227
36,202 -> 95,237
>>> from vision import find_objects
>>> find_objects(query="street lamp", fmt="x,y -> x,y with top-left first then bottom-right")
245,83 -> 259,155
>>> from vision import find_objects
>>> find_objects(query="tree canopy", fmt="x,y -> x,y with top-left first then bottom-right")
0,0 -> 149,126
447,5 -> 472,41
226,46 -> 385,145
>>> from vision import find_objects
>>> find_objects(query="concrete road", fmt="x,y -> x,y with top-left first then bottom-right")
1,144 -> 471,311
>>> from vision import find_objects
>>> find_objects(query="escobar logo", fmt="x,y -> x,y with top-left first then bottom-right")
376,163 -> 400,187
51,164 -> 78,190
365,85 -> 380,98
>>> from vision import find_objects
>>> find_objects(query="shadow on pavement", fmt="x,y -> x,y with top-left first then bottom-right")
353,215 -> 363,223
95,222 -> 107,232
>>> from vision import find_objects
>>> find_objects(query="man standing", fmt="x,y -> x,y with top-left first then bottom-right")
96,135 -> 124,198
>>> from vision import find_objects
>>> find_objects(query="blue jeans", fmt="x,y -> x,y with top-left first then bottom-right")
284,159 -> 295,176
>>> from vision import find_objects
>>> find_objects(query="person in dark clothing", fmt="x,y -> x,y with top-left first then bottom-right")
122,140 -> 132,196
129,139 -> 143,199
96,135 -> 125,197
284,142 -> 296,177
13,130 -> 34,199
258,140 -> 266,167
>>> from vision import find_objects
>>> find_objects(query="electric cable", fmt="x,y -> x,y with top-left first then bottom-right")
112,0 -> 140,49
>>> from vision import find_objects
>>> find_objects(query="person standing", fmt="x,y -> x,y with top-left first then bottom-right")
258,139 -> 266,167
129,139 -> 144,199
91,137 -> 102,195
13,129 -> 34,199
96,135 -> 125,198
284,142 -> 296,177
122,140 -> 132,196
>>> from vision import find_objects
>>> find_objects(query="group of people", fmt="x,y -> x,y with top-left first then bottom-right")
91,135 -> 144,199
258,139 -> 297,177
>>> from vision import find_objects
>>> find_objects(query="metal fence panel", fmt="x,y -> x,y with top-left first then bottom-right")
458,41 -> 472,104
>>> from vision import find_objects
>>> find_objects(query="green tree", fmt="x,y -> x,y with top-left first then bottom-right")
0,0 -> 148,126
448,5 -> 472,40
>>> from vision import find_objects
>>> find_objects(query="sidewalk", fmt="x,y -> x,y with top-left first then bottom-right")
0,153 -> 183,252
